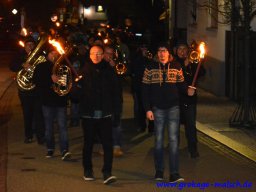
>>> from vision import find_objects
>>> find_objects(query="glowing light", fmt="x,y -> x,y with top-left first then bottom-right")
55,22 -> 61,27
19,41 -> 25,47
199,42 -> 206,59
21,28 -> 27,36
48,39 -> 65,55
103,39 -> 109,44
96,5 -> 103,12
84,8 -> 91,15
12,9 -> 18,15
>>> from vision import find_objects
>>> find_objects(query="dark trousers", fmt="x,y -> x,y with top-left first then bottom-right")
19,92 -> 45,140
180,103 -> 198,152
82,117 -> 113,174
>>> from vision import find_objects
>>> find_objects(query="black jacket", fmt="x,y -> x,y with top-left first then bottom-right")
176,57 -> 206,105
79,59 -> 122,117
33,61 -> 67,107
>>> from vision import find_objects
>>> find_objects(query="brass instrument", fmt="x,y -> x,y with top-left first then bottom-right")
115,61 -> 127,75
188,41 -> 200,63
114,49 -> 128,75
16,35 -> 48,91
189,50 -> 200,63
146,50 -> 153,60
52,47 -> 73,96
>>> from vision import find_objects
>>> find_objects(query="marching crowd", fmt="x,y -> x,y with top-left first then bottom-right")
9,24 -> 205,185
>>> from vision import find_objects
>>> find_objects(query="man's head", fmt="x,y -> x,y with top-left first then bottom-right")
103,45 -> 115,66
24,36 -> 36,54
47,49 -> 59,63
157,42 -> 172,64
90,45 -> 104,64
176,42 -> 189,59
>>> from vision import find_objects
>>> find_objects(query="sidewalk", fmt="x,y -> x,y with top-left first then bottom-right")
196,89 -> 256,163
0,51 -> 256,164
0,52 -> 15,100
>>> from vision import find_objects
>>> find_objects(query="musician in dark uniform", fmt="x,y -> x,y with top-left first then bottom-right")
174,41 -> 206,158
33,48 -> 71,160
9,36 -> 45,144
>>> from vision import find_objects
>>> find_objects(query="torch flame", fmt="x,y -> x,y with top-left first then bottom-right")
199,42 -> 206,59
55,22 -> 61,27
21,28 -> 27,36
48,39 -> 65,55
103,38 -> 109,44
19,40 -> 25,47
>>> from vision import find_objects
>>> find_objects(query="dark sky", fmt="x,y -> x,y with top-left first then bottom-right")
17,0 -> 60,26
3,0 -> 156,30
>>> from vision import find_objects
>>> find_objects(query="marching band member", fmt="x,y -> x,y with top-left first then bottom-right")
174,41 -> 206,158
33,47 -> 71,160
10,36 -> 45,144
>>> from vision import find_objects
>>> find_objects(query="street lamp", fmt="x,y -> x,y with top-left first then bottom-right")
12,9 -> 18,15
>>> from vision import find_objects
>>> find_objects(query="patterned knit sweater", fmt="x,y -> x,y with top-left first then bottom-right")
142,60 -> 187,111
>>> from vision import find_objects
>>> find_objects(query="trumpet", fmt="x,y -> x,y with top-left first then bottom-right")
189,50 -> 200,63
113,49 -> 128,75
188,41 -> 205,64
115,61 -> 127,75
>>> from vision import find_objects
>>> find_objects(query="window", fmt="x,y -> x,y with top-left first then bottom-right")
208,0 -> 218,28
190,0 -> 197,25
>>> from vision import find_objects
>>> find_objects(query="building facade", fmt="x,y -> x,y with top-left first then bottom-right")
170,0 -> 256,97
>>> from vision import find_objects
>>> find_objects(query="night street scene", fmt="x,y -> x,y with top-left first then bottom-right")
0,0 -> 256,191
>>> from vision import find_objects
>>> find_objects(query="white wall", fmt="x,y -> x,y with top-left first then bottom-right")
251,16 -> 256,31
187,3 -> 229,62
185,1 -> 230,95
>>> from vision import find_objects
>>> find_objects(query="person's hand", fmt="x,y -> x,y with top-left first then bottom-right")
188,86 -> 196,96
146,111 -> 154,120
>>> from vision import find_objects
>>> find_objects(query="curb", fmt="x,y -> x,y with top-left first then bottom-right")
197,121 -> 256,163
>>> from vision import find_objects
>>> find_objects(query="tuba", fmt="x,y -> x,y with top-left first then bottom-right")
16,35 -> 48,91
52,47 -> 73,96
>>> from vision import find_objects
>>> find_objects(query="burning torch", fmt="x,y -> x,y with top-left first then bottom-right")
48,39 -> 83,82
190,42 -> 206,88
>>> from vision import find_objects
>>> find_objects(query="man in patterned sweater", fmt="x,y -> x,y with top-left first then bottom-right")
142,42 -> 195,183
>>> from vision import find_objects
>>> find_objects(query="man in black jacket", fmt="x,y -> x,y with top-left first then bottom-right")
80,45 -> 121,185
175,41 -> 206,158
33,48 -> 71,161
9,36 -> 45,144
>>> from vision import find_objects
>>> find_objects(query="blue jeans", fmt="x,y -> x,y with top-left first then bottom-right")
153,106 -> 180,174
42,106 -> 69,153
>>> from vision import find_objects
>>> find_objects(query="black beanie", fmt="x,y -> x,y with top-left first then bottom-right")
157,42 -> 173,54
175,40 -> 188,48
